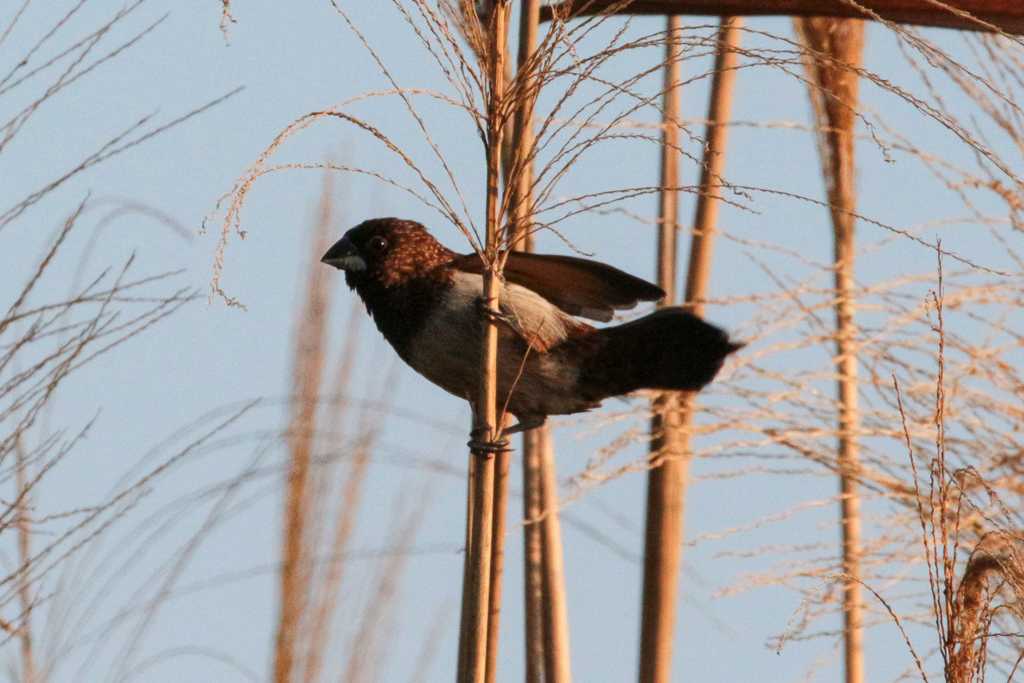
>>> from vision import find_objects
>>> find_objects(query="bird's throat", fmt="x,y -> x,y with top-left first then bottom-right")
353,274 -> 452,360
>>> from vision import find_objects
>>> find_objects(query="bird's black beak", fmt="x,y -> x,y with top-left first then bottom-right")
321,236 -> 366,271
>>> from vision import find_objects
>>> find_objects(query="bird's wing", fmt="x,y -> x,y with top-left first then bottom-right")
442,270 -> 575,353
451,251 -> 664,322
499,280 -> 583,353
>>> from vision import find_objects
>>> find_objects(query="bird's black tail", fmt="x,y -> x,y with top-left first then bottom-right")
577,308 -> 741,400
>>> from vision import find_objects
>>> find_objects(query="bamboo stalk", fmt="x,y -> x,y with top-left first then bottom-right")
538,430 -> 572,682
462,415 -> 496,683
834,162 -> 864,683
15,438 -> 36,683
483,2 -> 534,678
484,427 -> 510,683
521,430 -> 546,683
295,183 -> 366,683
458,454 -> 478,680
795,17 -> 866,683
273,184 -> 334,683
540,0 -> 1024,34
509,2 -> 573,680
458,4 -> 509,682
684,19 -> 740,311
638,17 -> 684,683
638,17 -> 741,683
511,3 -> 544,680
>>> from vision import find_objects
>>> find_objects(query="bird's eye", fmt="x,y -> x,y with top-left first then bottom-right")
368,236 -> 388,253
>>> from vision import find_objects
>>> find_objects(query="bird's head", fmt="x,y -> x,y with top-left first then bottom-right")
321,218 -> 454,288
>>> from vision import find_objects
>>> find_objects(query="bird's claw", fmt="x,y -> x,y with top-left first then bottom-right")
475,297 -> 514,327
467,428 -> 511,456
466,416 -> 546,454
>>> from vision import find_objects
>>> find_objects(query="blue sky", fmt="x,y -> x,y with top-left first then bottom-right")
3,2 -> 1021,681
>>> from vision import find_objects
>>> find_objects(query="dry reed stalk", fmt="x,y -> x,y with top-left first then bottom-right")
423,15 -> 507,671
684,18 -> 740,312
15,437 -> 37,683
483,3 -> 528,662
537,430 -> 572,682
272,179 -> 334,683
484,416 -> 510,683
796,18 -> 866,683
264,178 -> 404,683
298,434 -> 373,682
412,604 -> 453,683
294,231 -> 375,683
458,453 -> 478,680
638,16 -> 740,683
462,431 -> 496,683
638,16 -> 685,683
890,255 -> 1024,681
521,431 -> 546,683
513,3 -> 547,680
539,0 -> 1024,34
458,4 -> 510,682
508,1 -> 573,681
341,506 -> 425,683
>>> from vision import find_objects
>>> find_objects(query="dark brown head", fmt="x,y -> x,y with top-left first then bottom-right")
321,218 -> 454,289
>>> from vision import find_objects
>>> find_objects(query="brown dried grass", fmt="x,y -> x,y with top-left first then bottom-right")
890,252 -> 1023,683
796,15 -> 867,683
204,4 -> 1024,681
0,6 -> 220,677
271,176 -> 422,683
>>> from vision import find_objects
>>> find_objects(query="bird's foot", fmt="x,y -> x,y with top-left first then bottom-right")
475,297 -> 515,328
467,427 -> 511,456
466,416 -> 547,454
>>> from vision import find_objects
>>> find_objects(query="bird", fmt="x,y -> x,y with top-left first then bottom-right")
321,217 -> 741,448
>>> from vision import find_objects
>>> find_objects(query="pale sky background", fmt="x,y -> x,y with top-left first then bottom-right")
2,2 -> 1020,682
